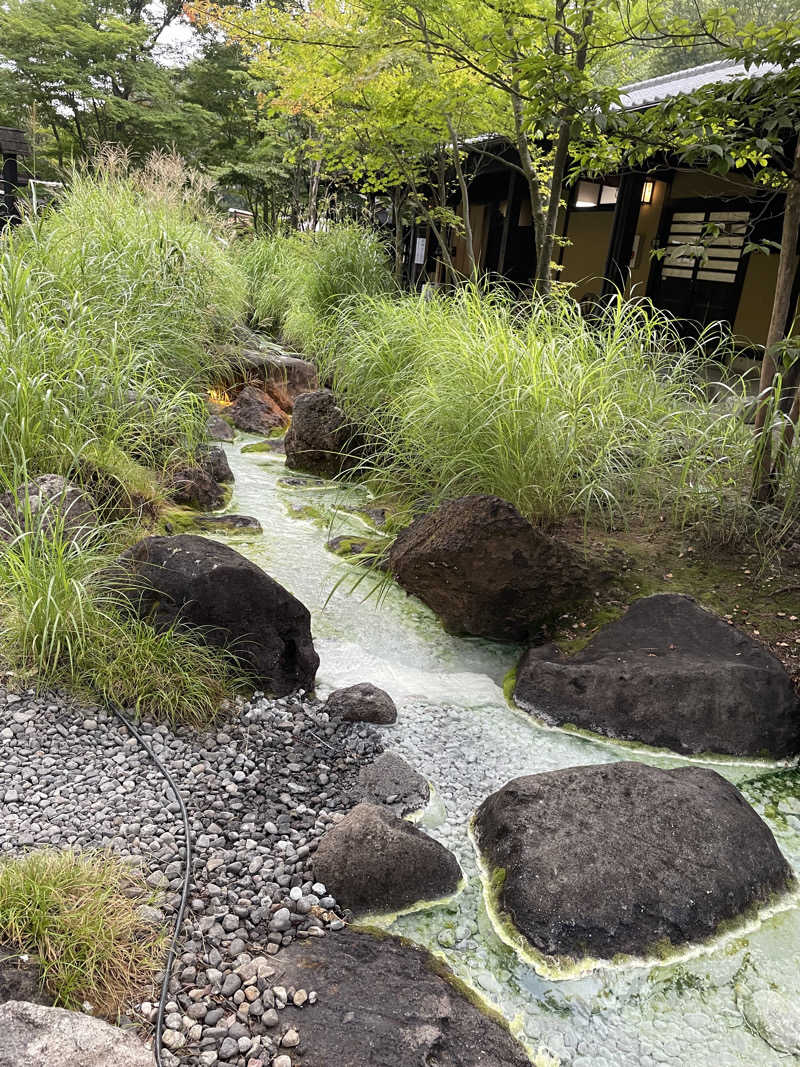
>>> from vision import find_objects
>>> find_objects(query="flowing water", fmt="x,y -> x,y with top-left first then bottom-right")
222,437 -> 800,1066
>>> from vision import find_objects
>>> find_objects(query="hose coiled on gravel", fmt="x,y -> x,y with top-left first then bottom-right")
109,704 -> 193,1067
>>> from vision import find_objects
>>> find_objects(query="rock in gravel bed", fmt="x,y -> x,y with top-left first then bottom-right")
0,999 -> 153,1067
474,761 -> 794,961
325,682 -> 397,724
0,685 -> 386,1067
358,752 -> 429,815
272,928 -> 531,1066
312,802 -> 461,915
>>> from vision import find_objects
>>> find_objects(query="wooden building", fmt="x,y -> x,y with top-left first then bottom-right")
421,61 -> 798,349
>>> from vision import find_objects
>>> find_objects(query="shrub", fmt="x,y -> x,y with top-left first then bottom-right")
311,282 -> 766,542
0,849 -> 166,1016
240,222 -> 395,354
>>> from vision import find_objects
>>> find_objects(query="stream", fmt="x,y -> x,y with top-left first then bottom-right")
221,436 -> 800,1067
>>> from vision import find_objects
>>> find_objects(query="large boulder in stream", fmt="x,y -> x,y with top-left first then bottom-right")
229,384 -> 288,435
388,495 -> 600,641
116,534 -> 318,695
271,929 -> 531,1067
313,802 -> 461,915
284,389 -> 361,477
514,593 -> 800,757
474,761 -> 794,962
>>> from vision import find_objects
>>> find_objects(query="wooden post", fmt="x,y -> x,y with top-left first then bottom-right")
497,170 -> 516,276
602,172 -> 646,295
1,153 -> 20,225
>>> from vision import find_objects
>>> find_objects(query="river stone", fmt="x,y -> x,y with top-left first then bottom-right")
230,384 -> 288,435
0,953 -> 53,1007
275,929 -> 530,1067
116,534 -> 319,695
206,414 -> 235,442
168,466 -> 226,511
313,803 -> 460,915
231,349 -> 318,414
740,987 -> 800,1054
284,389 -> 361,477
473,762 -> 794,961
199,445 -> 234,485
387,495 -> 598,641
0,475 -> 96,545
325,682 -> 397,724
359,752 -> 429,813
514,593 -> 800,757
191,514 -> 263,534
0,1000 -> 152,1067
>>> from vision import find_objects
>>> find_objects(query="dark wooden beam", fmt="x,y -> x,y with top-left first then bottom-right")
1,153 -> 20,226
602,171 -> 646,295
496,170 -> 516,276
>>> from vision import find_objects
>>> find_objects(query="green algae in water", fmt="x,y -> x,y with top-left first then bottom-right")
469,816 -> 800,982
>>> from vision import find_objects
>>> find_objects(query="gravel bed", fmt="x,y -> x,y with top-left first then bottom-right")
0,685 -> 384,1066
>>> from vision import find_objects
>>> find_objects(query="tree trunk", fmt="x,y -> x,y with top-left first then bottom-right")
507,54 -> 546,279
307,158 -> 321,231
752,139 -> 800,502
446,117 -> 478,283
393,186 -> 406,285
534,119 -> 571,294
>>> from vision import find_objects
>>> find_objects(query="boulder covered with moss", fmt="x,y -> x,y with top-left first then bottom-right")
514,593 -> 800,757
474,762 -> 793,962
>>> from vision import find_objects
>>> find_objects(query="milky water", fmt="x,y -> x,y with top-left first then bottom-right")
223,438 -> 800,1067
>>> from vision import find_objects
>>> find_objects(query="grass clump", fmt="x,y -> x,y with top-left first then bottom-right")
0,849 -> 166,1016
0,517 -> 235,727
0,149 -> 246,490
240,222 -> 396,354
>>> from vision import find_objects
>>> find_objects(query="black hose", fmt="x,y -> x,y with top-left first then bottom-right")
109,704 -> 193,1067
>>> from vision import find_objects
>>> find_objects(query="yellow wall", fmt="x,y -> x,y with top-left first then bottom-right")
559,210 -> 614,294
628,180 -> 669,293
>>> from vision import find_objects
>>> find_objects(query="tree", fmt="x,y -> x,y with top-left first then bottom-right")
0,0 -> 215,169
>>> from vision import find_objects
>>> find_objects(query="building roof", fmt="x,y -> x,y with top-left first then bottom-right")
618,58 -> 783,109
0,127 -> 32,156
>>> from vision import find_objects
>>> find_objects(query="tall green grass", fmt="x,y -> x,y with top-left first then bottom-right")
317,287 -> 769,541
240,222 -> 396,353
0,150 -> 246,486
0,152 -> 250,721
